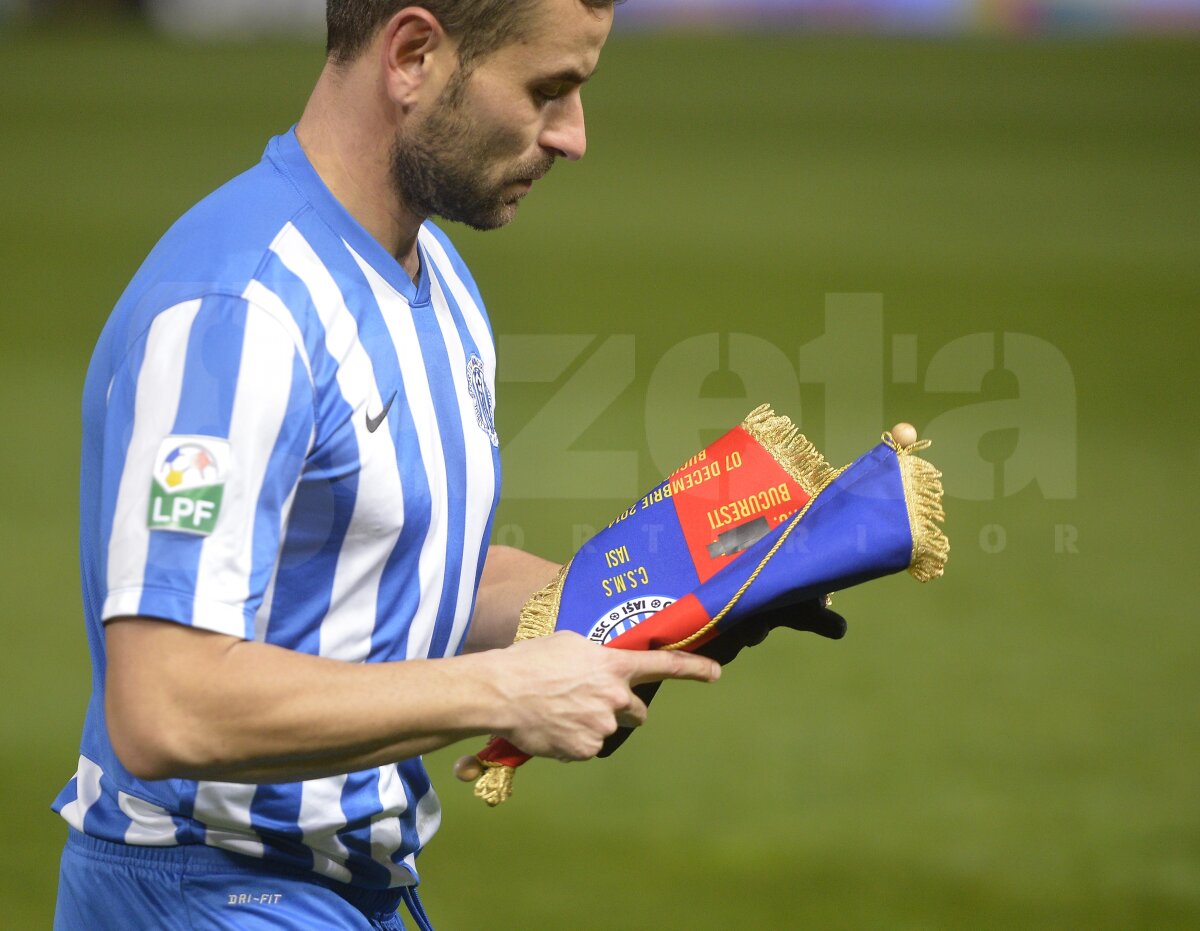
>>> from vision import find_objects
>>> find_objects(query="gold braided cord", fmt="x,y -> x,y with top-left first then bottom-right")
660,492 -> 823,652
884,432 -> 950,582
740,404 -> 840,498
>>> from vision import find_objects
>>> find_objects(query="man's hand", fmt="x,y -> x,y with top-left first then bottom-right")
597,598 -> 846,757
692,597 -> 847,667
490,631 -> 720,761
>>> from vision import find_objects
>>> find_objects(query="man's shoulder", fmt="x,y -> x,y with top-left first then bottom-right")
90,149 -> 317,378
144,155 -> 308,295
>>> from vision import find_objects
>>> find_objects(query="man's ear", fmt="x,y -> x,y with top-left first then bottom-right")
380,8 -> 454,111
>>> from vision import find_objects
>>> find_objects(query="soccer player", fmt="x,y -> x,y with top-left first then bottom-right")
50,2 -> 723,927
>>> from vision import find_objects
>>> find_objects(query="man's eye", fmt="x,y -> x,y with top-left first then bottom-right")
534,84 -> 568,103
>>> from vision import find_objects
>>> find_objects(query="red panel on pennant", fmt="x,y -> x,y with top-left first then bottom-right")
477,737 -> 530,768
606,594 -> 711,651
668,426 -> 811,583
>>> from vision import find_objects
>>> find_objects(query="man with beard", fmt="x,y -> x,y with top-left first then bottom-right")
51,2 -> 722,927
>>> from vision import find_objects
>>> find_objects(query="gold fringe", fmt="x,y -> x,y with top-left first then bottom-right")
513,561 -> 570,642
740,404 -> 841,498
884,432 -> 950,582
473,761 -> 515,807
474,563 -> 571,806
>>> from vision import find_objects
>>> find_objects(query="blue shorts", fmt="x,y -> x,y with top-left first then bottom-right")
54,829 -> 433,930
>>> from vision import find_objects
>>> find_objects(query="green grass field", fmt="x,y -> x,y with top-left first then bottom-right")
2,21 -> 1197,929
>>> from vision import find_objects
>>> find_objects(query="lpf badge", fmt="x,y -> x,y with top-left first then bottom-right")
466,354 -> 499,447
147,435 -> 229,535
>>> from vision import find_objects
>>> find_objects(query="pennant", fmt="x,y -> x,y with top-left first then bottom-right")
469,407 -> 948,806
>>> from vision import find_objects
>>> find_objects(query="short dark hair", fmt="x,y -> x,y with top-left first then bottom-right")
327,0 -> 617,71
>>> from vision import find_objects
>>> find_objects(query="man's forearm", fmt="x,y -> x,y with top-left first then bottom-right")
106,618 -> 509,784
107,594 -> 720,784
464,545 -> 561,652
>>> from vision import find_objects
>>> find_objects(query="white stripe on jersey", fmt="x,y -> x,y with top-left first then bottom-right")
193,782 -> 264,859
251,527 -> 287,644
243,279 -> 314,385
268,225 -> 412,882
346,244 -> 448,662
192,304 -> 304,635
298,774 -> 353,884
418,229 -> 497,386
398,785 -> 440,879
414,782 -> 441,848
370,765 -> 414,886
118,791 -> 178,846
426,268 -> 496,656
59,755 -> 103,833
103,299 -> 208,625
251,493 -> 291,643
269,223 -> 402,664
242,280 -> 314,643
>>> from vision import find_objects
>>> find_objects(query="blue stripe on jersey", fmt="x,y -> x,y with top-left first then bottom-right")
54,773 -> 79,815
253,252 -> 353,445
244,785 -> 320,876
247,350 -> 316,636
81,769 -> 134,841
171,789 -> 204,846
303,237 -> 434,665
271,469 -> 358,655
250,253 -> 360,654
390,759 -> 433,873
428,260 -> 501,656
413,272 -> 469,660
422,223 -> 491,339
336,770 -> 392,889
171,294 -> 247,436
138,295 -> 246,626
93,325 -> 153,623
464,501 -> 500,657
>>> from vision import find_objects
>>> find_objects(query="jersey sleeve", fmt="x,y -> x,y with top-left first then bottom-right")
100,292 -> 315,639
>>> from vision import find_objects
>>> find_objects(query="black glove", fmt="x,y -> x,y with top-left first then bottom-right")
597,597 -> 846,757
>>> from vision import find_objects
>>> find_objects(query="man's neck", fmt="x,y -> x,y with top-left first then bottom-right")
295,63 -> 424,282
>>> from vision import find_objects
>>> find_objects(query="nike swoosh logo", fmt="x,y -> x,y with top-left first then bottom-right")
365,391 -> 397,434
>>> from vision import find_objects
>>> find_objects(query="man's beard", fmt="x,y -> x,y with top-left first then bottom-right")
390,88 -> 555,231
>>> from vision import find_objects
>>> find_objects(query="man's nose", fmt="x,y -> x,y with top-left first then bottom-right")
540,93 -> 587,161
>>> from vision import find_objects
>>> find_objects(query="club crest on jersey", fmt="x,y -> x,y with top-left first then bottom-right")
466,353 -> 499,447
147,436 -> 230,535
587,596 -> 676,645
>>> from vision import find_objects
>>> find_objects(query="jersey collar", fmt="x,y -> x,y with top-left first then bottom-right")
268,127 -> 432,307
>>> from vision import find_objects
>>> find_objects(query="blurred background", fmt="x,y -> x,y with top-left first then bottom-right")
1,0 -> 1197,927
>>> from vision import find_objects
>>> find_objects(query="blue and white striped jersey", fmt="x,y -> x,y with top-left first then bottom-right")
53,128 -> 502,889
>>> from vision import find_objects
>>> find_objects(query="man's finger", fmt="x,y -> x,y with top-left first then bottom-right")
620,649 -> 720,687
615,693 -> 648,729
809,610 -> 848,640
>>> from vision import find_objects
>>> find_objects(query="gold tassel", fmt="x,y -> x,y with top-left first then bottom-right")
740,404 -> 841,497
884,432 -> 950,582
472,564 -> 571,805
473,761 -> 515,807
